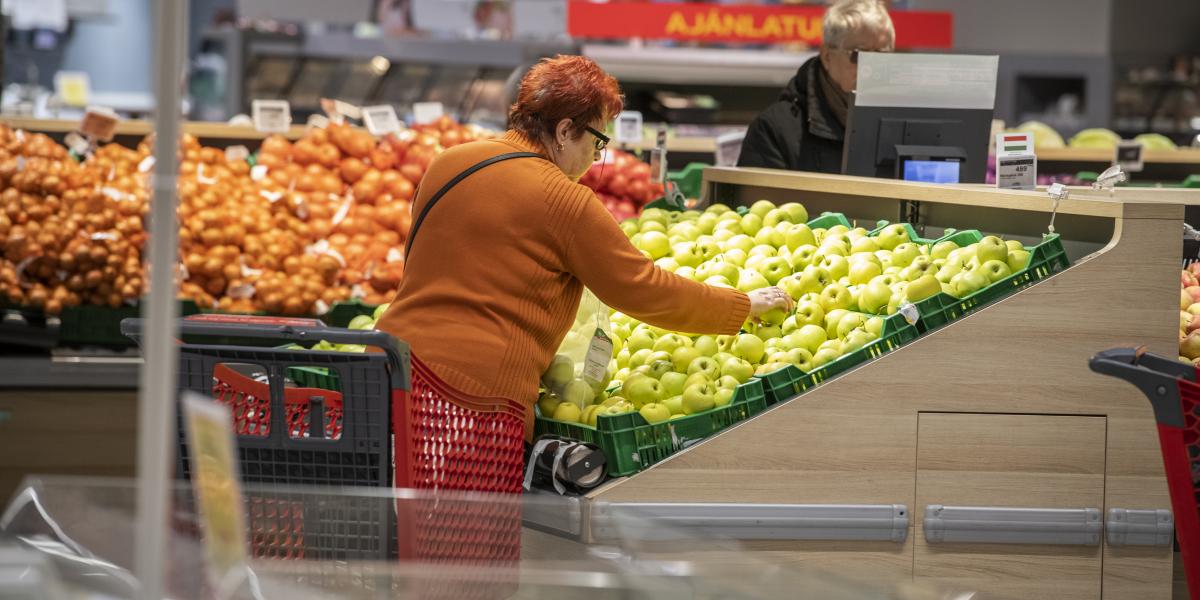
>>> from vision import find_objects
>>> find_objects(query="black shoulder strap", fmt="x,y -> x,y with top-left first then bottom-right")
404,151 -> 542,258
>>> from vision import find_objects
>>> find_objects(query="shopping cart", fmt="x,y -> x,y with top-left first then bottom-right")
1089,347 -> 1200,600
121,314 -> 528,579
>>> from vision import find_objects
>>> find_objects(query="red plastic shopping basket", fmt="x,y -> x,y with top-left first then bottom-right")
1090,347 -> 1200,600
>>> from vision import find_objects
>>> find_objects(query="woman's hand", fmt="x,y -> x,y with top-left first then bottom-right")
747,287 -> 794,322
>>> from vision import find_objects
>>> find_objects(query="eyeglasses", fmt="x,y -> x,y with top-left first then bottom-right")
832,47 -> 893,65
584,125 -> 610,152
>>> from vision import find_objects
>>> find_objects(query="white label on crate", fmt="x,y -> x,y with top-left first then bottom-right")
898,303 -> 920,326
251,100 -> 292,133
1117,140 -> 1144,173
224,145 -> 250,163
63,132 -> 90,156
138,155 -> 156,173
335,99 -> 362,120
250,165 -> 268,182
90,231 -> 117,241
714,131 -> 746,167
615,111 -> 643,145
331,195 -> 353,226
314,299 -> 330,316
583,328 -> 613,384
259,189 -> 282,203
362,104 -> 402,136
306,114 -> 330,130
996,154 -> 1037,190
412,102 -> 444,125
386,247 -> 404,263
226,283 -> 255,299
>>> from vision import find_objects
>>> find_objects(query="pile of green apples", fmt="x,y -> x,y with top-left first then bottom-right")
295,303 -> 389,353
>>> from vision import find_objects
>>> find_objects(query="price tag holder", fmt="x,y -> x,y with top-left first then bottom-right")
79,106 -> 119,142
54,71 -> 90,107
714,131 -> 746,167
362,104 -> 402,136
615,111 -> 643,145
182,392 -> 250,596
412,102 -> 444,125
1116,140 -> 1144,173
252,99 -> 292,133
994,132 -> 1036,190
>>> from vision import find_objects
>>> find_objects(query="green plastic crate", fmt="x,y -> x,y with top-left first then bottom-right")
321,301 -> 381,328
867,221 -> 983,246
60,300 -> 200,348
908,233 -> 1069,333
758,311 -> 919,405
287,365 -> 341,391
667,162 -> 707,199
806,212 -> 852,231
534,378 -> 767,477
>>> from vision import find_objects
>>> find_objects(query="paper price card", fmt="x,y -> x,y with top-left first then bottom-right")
714,131 -> 746,167
182,392 -> 250,597
615,111 -> 643,145
79,106 -> 119,142
994,132 -> 1036,190
412,102 -> 444,125
362,105 -> 402,136
1116,140 -> 1144,173
252,100 -> 292,133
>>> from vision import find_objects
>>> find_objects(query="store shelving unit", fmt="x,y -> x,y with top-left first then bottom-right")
568,170 -> 1190,600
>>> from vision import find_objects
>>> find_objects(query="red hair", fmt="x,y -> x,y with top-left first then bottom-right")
508,55 -> 623,142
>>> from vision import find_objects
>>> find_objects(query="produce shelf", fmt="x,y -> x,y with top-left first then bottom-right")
757,311 -> 919,405
909,233 -> 1069,333
533,378 -> 767,477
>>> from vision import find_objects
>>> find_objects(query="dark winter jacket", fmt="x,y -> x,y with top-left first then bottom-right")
737,56 -> 846,173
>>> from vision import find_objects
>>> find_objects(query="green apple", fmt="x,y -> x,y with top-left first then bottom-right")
930,240 -> 958,260
682,382 -> 718,415
758,307 -> 788,327
841,329 -> 873,353
864,316 -> 884,337
613,367 -> 631,382
687,356 -> 722,380
836,312 -> 868,338
744,253 -> 770,272
653,333 -> 688,355
372,302 -> 389,320
552,402 -> 582,423
640,221 -> 667,235
639,402 -> 671,424
1007,249 -> 1031,272
850,236 -> 880,254
537,393 -> 561,418
662,395 -> 685,415
683,372 -> 711,393
749,199 -> 776,218
671,242 -> 704,267
645,360 -> 673,379
781,314 -> 800,334
784,224 -> 816,251
1004,239 -> 1023,252
660,371 -> 688,397
740,213 -> 764,236
714,388 -> 735,408
787,244 -> 818,269
890,243 -> 921,268
669,224 -> 701,243
704,276 -> 734,288
639,208 -> 670,227
675,266 -> 697,281
755,257 -> 792,285
696,239 -> 722,261
777,274 -> 806,300
622,374 -> 663,408
790,324 -> 828,353
620,220 -> 639,237
695,214 -> 718,235
768,350 -> 790,364
717,375 -> 741,391
731,333 -> 766,364
720,356 -> 755,382
793,300 -> 825,328
905,274 -> 941,302
753,225 -> 783,248
778,202 -> 808,223
950,270 -> 989,298
713,226 -> 738,241
824,308 -> 848,337
640,231 -> 671,259
693,335 -> 719,357
812,347 -> 841,368
626,329 -> 657,353
671,346 -> 702,372
875,224 -> 910,250
716,335 -> 735,353
976,236 -> 1008,263
977,259 -> 1013,283
647,350 -> 672,365
541,354 -> 575,390
748,244 -> 778,258
698,259 -> 740,284
705,203 -> 731,214
628,348 -> 653,369
819,283 -> 852,312
819,255 -> 850,280
761,208 -> 788,228
858,279 -> 893,314
724,233 -> 754,254
796,266 -> 833,295
736,268 -> 771,292
848,260 -> 882,285
755,325 -> 783,341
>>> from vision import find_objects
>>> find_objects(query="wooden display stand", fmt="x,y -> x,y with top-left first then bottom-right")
581,169 -> 1190,600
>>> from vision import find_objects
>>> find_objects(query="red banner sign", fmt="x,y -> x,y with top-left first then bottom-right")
567,2 -> 953,49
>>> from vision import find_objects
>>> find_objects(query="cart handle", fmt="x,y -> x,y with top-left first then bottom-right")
1088,347 -> 1191,428
120,314 -> 411,390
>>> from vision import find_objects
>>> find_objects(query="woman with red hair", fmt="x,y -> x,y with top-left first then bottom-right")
376,55 -> 790,490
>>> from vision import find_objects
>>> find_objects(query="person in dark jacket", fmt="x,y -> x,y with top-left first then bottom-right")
738,0 -> 895,172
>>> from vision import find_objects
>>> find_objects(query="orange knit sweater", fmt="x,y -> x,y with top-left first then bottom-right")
376,130 -> 750,431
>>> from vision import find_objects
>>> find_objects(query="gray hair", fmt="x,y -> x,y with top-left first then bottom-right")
823,0 -> 895,50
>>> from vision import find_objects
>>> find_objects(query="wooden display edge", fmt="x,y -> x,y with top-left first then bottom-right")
1039,146 -> 1200,165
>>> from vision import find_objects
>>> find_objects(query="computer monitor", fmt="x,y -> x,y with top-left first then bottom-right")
842,102 -> 993,183
840,52 -> 999,184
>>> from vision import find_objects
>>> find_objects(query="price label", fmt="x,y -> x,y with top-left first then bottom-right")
994,132 -> 1036,190
1116,140 -> 1144,173
615,111 -> 643,145
79,106 -> 119,142
54,71 -> 90,107
362,104 -> 402,136
306,114 -> 330,130
714,131 -> 746,167
252,100 -> 292,133
412,102 -> 444,125
224,145 -> 249,163
182,392 -> 250,596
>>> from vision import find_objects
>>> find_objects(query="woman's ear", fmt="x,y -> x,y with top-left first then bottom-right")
555,118 -> 573,146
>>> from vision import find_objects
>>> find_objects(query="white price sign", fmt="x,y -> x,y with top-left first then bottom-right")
714,131 -> 746,167
362,105 -> 402,136
615,111 -> 643,145
1116,140 -> 1144,173
994,132 -> 1036,190
412,102 -> 444,125
251,100 -> 292,133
